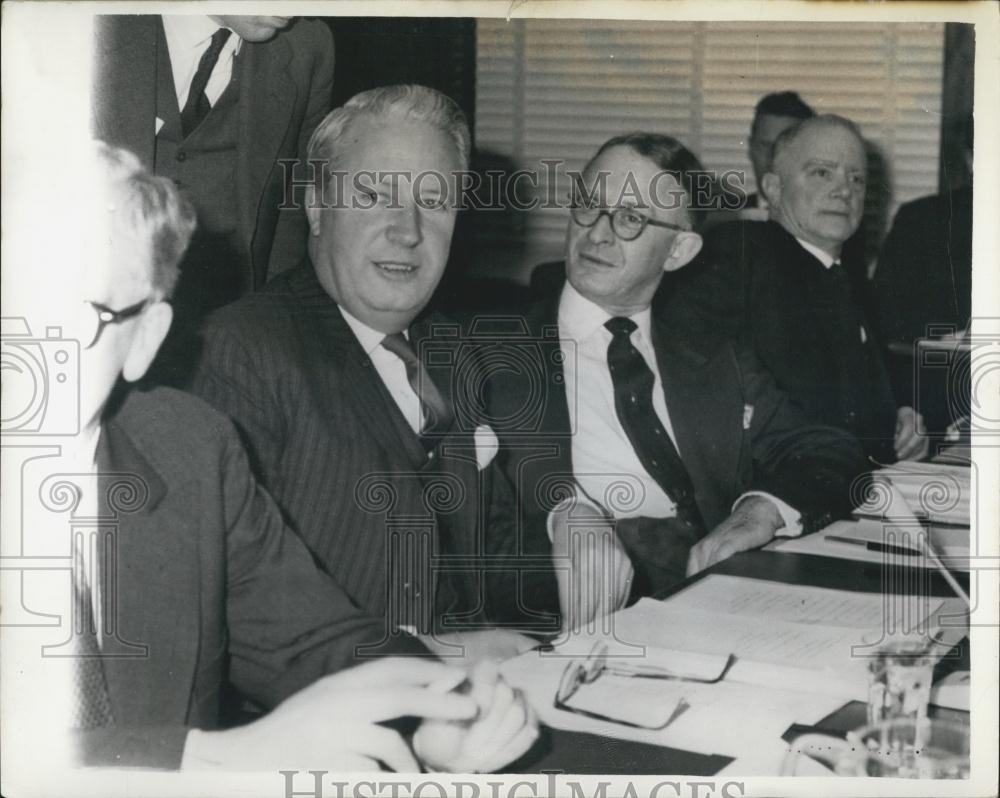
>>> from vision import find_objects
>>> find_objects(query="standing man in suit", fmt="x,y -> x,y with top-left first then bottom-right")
192,86 -> 539,657
92,15 -> 334,383
696,115 -> 927,462
485,133 -> 867,629
8,141 -> 536,773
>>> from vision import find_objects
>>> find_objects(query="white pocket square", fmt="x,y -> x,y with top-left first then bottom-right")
474,424 -> 499,470
743,404 -> 754,430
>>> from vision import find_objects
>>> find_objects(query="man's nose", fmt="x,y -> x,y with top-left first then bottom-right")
587,211 -> 615,244
829,172 -> 852,199
387,203 -> 423,246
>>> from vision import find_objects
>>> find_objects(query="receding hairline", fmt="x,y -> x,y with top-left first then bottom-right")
770,115 -> 865,173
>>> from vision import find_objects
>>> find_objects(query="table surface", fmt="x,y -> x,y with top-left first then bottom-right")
501,540 -> 971,776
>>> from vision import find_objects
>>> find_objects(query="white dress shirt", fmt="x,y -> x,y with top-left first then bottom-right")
557,282 -> 801,533
559,282 -> 679,519
159,16 -> 242,133
339,307 -> 424,435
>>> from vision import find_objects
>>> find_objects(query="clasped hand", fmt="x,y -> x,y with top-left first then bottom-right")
191,658 -> 537,772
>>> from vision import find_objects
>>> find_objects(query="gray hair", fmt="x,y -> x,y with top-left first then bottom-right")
770,114 -> 865,174
306,84 -> 471,175
92,141 -> 196,299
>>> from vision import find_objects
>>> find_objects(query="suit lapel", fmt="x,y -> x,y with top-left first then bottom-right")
91,15 -> 160,167
536,292 -> 574,478
96,413 -> 200,725
237,34 -> 296,283
288,268 -> 427,468
652,314 -> 742,508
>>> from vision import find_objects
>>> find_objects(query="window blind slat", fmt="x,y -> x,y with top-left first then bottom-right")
474,19 -> 943,280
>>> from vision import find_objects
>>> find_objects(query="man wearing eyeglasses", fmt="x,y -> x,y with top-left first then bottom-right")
485,133 -> 866,630
17,141 -> 538,772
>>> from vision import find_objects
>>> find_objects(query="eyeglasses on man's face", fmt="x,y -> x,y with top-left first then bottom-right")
570,203 -> 688,242
78,299 -> 150,350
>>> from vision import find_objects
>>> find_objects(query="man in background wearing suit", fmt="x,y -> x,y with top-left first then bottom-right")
193,86 -> 539,658
485,133 -> 866,629
696,115 -> 928,463
18,141 -> 536,773
743,91 -> 815,217
873,115 -> 973,435
92,15 -> 334,382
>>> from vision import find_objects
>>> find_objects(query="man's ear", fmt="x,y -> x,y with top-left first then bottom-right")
760,172 -> 781,207
122,301 -> 173,383
663,231 -> 703,273
305,184 -> 322,237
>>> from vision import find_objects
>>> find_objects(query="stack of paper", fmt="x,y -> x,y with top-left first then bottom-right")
861,461 -> 971,525
608,575 -> 966,701
770,518 -> 971,570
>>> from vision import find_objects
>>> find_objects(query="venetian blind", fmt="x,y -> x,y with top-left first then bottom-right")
474,19 -> 944,281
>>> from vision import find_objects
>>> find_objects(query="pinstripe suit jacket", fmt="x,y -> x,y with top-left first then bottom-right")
78,387 -> 424,769
191,262 -> 528,632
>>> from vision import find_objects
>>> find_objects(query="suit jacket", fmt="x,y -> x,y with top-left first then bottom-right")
91,15 -> 334,288
694,220 -> 898,461
191,263 -> 525,632
873,188 -> 973,430
77,386 -> 424,769
484,284 -> 867,603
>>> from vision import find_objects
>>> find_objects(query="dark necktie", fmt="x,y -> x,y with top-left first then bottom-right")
381,333 -> 454,446
605,317 -> 706,533
180,28 -> 232,138
70,548 -> 114,730
824,261 -> 872,431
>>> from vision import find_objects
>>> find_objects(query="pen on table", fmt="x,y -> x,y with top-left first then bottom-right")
824,534 -> 922,557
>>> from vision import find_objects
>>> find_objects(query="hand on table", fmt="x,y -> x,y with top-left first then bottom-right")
186,658 -> 477,772
413,660 -> 539,773
550,497 -> 633,632
894,406 -> 929,461
686,495 -> 783,577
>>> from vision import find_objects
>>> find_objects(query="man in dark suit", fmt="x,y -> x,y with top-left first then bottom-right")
192,86 -> 540,656
744,91 -> 815,215
873,186 -> 973,433
695,115 -> 927,463
15,142 -> 536,772
484,133 -> 867,629
92,15 -> 334,382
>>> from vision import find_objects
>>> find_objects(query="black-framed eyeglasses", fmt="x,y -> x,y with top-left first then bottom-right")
570,205 -> 687,241
80,299 -> 150,350
553,641 -> 735,730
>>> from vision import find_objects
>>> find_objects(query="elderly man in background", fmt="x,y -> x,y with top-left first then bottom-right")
7,141 -> 536,773
695,115 -> 927,463
743,91 -> 815,217
193,85 -> 540,657
484,132 -> 867,629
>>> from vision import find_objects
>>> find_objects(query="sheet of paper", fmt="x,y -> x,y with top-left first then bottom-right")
609,575 -> 962,698
501,644 -> 848,774
769,519 -> 971,570
663,573 -> 920,628
866,463 -> 971,525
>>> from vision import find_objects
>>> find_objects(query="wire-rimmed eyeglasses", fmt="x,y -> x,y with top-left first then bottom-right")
570,204 -> 687,242
553,641 -> 735,730
79,299 -> 150,350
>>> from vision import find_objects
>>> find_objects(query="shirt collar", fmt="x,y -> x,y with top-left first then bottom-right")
558,280 -> 653,344
162,15 -> 244,55
794,236 -> 839,269
338,305 -> 402,356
